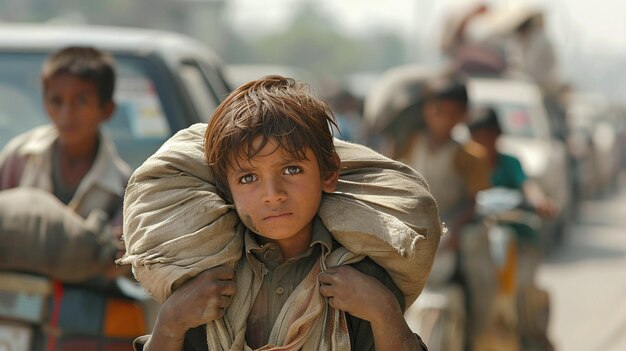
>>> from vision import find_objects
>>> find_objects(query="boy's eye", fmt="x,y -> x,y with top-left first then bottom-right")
47,96 -> 62,107
239,174 -> 257,184
283,166 -> 302,175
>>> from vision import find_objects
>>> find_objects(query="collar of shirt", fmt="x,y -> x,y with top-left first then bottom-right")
244,216 -> 333,279
19,124 -> 129,198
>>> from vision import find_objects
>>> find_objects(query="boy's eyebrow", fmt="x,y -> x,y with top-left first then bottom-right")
230,164 -> 253,175
277,156 -> 306,165
229,155 -> 306,174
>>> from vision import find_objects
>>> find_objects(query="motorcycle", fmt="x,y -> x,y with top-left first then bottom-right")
405,187 -> 542,351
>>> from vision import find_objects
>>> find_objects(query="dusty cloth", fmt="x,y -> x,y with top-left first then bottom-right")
0,124 -> 130,222
243,218 -> 335,347
134,226 -> 411,351
242,220 -> 406,350
120,123 -> 441,349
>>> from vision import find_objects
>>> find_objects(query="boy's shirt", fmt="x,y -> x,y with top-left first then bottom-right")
134,217 -> 427,351
491,152 -> 527,189
400,132 -> 490,221
243,217 -> 406,349
244,218 -> 332,347
0,124 -> 131,222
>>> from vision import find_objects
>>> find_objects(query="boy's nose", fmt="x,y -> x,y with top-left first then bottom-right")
58,103 -> 76,122
262,179 -> 287,204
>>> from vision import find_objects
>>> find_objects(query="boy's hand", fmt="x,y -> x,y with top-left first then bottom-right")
319,265 -> 426,351
318,265 -> 401,323
154,266 -> 237,341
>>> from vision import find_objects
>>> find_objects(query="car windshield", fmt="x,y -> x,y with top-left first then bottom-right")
0,52 -> 173,169
482,103 -> 536,138
469,79 -> 552,140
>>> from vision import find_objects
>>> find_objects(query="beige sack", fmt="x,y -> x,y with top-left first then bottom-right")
119,123 -> 441,307
0,188 -> 116,282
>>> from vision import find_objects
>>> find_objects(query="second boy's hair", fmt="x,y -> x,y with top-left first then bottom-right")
469,107 -> 502,134
42,46 -> 116,104
423,75 -> 469,109
204,75 -> 339,200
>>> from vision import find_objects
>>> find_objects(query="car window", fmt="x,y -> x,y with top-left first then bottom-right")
0,52 -> 177,169
469,82 -> 551,140
493,104 -> 536,138
474,102 -> 551,140
0,53 -> 47,145
178,60 -> 219,122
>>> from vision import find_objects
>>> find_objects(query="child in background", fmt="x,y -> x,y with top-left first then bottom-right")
397,76 -> 494,351
468,107 -> 557,220
0,46 -> 143,350
397,76 -> 490,249
469,107 -> 555,351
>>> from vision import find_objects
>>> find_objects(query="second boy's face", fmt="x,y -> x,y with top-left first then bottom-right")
226,138 -> 338,254
44,73 -> 114,149
423,100 -> 467,140
471,128 -> 499,154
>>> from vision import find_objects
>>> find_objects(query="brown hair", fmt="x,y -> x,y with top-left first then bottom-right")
42,46 -> 116,104
204,75 -> 338,200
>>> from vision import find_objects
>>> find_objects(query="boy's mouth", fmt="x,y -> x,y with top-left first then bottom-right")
263,213 -> 292,220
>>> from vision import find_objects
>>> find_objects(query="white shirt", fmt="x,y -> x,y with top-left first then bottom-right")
0,124 -> 131,220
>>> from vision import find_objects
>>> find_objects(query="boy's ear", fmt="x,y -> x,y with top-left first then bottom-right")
101,101 -> 116,122
322,152 -> 340,193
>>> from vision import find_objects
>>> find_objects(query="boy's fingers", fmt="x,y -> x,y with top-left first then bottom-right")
218,280 -> 237,296
318,270 -> 340,284
217,294 -> 233,308
326,297 -> 336,309
319,284 -> 333,297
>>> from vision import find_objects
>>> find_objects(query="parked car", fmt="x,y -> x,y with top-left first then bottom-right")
0,23 -> 231,169
465,75 -> 572,249
0,23 -> 231,350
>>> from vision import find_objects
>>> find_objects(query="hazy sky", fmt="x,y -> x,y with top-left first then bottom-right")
227,0 -> 626,54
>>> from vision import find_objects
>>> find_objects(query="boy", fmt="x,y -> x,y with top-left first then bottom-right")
134,76 -> 428,350
397,76 -> 490,242
397,76 -> 493,350
469,107 -> 555,351
0,47 -> 143,349
468,107 -> 557,220
0,46 -> 128,224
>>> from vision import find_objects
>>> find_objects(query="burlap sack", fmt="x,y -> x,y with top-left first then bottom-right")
119,123 -> 441,307
0,187 -> 116,282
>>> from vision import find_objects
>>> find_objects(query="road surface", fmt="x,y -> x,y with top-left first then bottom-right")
539,172 -> 626,351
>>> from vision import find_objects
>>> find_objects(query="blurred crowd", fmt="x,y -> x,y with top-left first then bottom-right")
320,3 -> 625,351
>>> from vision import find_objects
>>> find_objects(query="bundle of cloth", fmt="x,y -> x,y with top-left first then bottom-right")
0,187 -> 116,282
119,123 -> 441,350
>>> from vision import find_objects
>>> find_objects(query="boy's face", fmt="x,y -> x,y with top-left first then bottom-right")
422,99 -> 467,140
471,128 -> 499,154
44,73 -> 114,148
226,137 -> 338,250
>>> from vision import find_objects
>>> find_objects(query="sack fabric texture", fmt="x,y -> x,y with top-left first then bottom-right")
119,123 -> 442,350
0,187 -> 116,282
